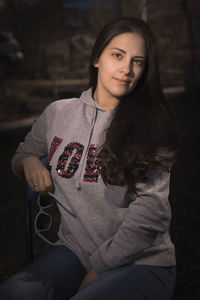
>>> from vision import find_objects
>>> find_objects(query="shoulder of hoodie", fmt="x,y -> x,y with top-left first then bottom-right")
45,96 -> 81,115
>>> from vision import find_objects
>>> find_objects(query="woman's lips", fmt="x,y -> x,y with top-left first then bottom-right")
114,78 -> 131,84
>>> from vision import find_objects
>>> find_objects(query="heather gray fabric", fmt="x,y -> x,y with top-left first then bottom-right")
12,88 -> 176,274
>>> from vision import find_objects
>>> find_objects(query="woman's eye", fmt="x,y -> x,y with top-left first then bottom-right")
134,60 -> 144,66
113,53 -> 122,59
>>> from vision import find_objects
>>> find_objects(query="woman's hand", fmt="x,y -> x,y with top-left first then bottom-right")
78,268 -> 98,292
15,155 -> 53,193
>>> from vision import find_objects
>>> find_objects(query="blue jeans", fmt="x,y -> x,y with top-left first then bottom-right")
0,245 -> 176,300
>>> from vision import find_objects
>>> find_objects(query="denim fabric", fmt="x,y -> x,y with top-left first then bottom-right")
72,264 -> 176,300
0,245 -> 86,300
0,245 -> 176,300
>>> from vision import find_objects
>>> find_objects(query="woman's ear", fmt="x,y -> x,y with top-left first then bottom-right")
93,59 -> 99,68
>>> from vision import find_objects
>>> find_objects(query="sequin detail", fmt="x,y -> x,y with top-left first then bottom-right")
56,142 -> 84,178
107,173 -> 125,186
48,136 -> 63,163
84,144 -> 103,183
49,137 -> 125,186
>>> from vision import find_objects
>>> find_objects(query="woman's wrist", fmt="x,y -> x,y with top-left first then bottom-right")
15,155 -> 36,176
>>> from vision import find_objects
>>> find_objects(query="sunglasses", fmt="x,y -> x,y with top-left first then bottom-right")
34,191 -> 76,245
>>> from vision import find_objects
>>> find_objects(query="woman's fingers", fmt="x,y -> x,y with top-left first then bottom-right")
43,169 -> 53,192
30,169 -> 53,193
32,182 -> 40,190
22,156 -> 53,193
36,169 -> 53,193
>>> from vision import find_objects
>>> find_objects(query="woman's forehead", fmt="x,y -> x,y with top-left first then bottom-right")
106,32 -> 146,56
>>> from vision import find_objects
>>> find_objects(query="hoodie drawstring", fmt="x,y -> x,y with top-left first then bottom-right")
75,107 -> 98,190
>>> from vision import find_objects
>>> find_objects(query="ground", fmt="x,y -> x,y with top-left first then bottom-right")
0,81 -> 200,299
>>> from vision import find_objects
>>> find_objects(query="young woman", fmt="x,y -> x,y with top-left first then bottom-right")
0,17 -> 177,300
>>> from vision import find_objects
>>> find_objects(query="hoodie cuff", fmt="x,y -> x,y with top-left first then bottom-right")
11,153 -> 33,177
89,247 -> 112,275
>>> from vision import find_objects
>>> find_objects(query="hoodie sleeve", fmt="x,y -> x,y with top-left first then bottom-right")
11,104 -> 54,176
89,169 -> 171,274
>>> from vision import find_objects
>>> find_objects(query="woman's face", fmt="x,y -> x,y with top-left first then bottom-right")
94,32 -> 146,108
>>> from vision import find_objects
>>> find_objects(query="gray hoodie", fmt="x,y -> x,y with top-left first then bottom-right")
12,88 -> 176,274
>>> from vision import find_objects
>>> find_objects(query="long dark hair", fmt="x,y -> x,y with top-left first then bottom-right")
89,17 -> 177,193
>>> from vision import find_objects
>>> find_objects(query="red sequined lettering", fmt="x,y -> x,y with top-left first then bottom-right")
84,144 -> 103,183
56,142 -> 84,178
48,136 -> 63,163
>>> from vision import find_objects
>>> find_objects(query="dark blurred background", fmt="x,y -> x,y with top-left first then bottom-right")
0,1 -> 200,299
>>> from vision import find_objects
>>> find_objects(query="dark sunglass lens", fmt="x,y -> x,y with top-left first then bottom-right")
37,213 -> 51,230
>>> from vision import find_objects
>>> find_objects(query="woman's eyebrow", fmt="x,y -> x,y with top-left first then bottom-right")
111,47 -> 126,54
111,47 -> 145,59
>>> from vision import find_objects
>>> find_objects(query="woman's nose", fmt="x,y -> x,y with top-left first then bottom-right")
121,60 -> 134,76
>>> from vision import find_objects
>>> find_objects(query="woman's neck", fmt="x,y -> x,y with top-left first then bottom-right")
93,88 -> 119,109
